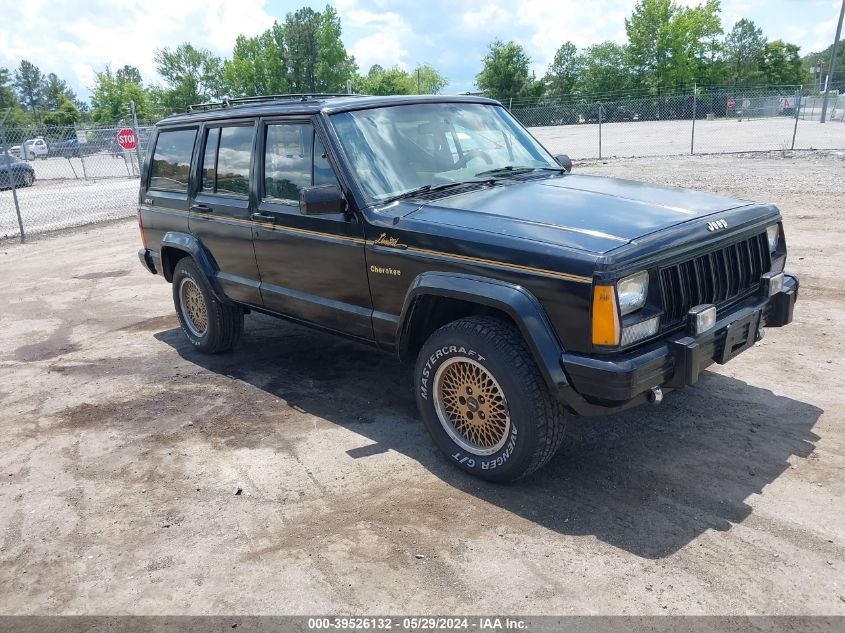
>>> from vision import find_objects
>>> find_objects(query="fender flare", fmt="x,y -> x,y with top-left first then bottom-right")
160,232 -> 231,304
397,271 -> 570,394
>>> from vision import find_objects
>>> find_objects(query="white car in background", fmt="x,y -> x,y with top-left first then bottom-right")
10,138 -> 49,160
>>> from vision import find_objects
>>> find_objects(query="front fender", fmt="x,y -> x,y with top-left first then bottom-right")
397,272 -> 570,395
160,232 -> 231,304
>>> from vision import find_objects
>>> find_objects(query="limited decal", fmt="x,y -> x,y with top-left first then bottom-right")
373,233 -> 408,249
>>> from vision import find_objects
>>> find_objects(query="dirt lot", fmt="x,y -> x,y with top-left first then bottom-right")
0,153 -> 843,615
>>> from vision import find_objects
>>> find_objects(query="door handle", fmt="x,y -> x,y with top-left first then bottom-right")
251,212 -> 276,223
190,204 -> 212,213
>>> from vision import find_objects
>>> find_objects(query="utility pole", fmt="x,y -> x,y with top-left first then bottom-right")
820,0 -> 845,123
417,67 -> 421,94
1,110 -> 25,243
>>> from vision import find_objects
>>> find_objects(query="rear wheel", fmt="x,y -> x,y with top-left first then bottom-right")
415,316 -> 566,481
172,258 -> 243,353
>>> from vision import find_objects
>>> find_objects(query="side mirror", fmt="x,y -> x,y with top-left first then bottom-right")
299,184 -> 347,216
554,154 -> 573,172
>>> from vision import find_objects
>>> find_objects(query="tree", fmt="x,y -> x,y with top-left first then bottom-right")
476,40 -> 541,103
42,98 -> 81,125
356,65 -> 416,95
90,65 -> 153,122
14,60 -> 46,120
222,27 -> 289,97
314,4 -> 357,92
43,73 -> 77,110
220,5 -> 356,97
723,19 -> 766,85
0,67 -> 18,111
625,0 -> 723,93
671,0 -> 723,86
757,40 -> 807,85
625,0 -> 677,95
543,42 -> 579,99
154,43 -> 223,111
574,42 -> 633,96
413,64 -> 448,94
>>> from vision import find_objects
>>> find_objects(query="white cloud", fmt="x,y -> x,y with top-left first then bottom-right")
0,0 -> 275,97
335,0 -> 412,70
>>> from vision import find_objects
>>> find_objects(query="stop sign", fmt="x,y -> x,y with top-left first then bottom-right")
116,128 -> 136,150
727,98 -> 735,108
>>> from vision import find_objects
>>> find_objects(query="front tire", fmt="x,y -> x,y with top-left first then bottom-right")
172,258 -> 243,353
415,316 -> 566,481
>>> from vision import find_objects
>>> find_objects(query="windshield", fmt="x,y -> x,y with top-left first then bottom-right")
329,102 -> 559,203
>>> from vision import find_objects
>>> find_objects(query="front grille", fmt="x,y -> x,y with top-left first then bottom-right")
659,232 -> 771,325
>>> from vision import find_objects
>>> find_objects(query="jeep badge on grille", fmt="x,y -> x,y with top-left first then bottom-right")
707,219 -> 728,231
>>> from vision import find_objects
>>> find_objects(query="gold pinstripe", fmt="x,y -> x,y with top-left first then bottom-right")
367,241 -> 593,284
140,205 -> 593,284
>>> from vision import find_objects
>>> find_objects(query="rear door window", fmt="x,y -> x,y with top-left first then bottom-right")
149,128 -> 197,192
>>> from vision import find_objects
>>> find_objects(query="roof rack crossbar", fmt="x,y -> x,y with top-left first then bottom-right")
186,93 -> 366,113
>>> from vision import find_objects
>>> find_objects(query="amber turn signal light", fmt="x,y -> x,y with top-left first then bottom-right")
592,284 -> 620,346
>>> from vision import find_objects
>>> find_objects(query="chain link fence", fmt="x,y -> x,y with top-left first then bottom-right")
516,85 -> 845,160
1,121 -> 153,239
2,85 -> 845,241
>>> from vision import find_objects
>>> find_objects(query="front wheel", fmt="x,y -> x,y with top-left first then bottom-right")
415,316 -> 566,481
172,258 -> 243,353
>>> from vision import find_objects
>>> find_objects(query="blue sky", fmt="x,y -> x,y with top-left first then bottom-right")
0,0 -> 842,101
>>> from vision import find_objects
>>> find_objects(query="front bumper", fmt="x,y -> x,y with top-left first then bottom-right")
559,274 -> 798,415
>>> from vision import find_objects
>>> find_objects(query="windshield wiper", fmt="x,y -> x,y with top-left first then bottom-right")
386,180 -> 489,202
474,165 -> 566,178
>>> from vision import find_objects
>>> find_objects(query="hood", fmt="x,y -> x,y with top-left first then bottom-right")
406,174 -> 754,254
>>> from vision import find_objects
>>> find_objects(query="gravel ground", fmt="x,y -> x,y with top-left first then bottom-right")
0,152 -> 843,615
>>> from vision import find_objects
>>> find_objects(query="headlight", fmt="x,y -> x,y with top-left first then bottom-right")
617,271 -> 649,316
766,224 -> 779,253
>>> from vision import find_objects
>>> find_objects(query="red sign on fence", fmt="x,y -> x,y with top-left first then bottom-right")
116,128 -> 137,150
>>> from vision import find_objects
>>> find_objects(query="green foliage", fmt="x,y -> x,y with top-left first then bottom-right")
356,65 -> 414,95
154,43 -> 223,111
625,0 -> 677,94
42,98 -> 81,125
543,42 -> 579,99
414,64 -> 448,94
476,40 -> 542,102
220,4 -> 356,98
724,18 -> 767,85
574,42 -> 633,96
0,67 -> 18,112
357,63 -> 446,95
624,0 -> 722,94
90,65 -> 153,122
222,28 -> 289,97
757,40 -> 808,86
14,60 -> 46,119
43,73 -> 77,110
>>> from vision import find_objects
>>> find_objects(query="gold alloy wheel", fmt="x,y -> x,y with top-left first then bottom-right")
433,357 -> 511,456
179,277 -> 208,337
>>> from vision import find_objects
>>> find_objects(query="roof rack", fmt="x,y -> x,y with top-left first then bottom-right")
185,93 -> 367,113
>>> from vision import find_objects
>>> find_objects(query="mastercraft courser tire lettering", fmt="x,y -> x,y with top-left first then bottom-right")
171,258 -> 243,354
415,316 -> 566,482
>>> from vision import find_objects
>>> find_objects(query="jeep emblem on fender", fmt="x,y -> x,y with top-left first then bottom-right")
707,219 -> 728,231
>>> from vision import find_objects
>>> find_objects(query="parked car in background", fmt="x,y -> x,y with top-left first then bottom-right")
0,153 -> 36,188
11,138 -> 49,160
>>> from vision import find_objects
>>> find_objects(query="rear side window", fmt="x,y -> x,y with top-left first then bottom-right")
200,125 -> 254,197
149,128 -> 197,192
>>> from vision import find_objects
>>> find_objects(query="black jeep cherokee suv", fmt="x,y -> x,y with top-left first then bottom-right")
137,94 -> 798,481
